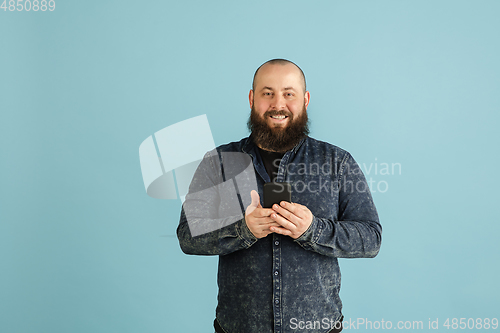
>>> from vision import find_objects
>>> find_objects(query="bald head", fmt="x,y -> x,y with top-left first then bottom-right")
252,59 -> 306,93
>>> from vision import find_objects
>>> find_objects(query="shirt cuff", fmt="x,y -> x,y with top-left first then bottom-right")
294,215 -> 320,247
237,218 -> 258,247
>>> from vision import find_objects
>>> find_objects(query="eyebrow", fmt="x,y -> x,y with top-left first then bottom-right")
260,86 -> 297,91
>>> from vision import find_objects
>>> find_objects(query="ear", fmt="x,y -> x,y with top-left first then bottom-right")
249,90 -> 254,108
304,91 -> 311,109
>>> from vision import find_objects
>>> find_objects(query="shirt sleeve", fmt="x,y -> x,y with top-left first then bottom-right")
176,151 -> 258,256
294,153 -> 382,258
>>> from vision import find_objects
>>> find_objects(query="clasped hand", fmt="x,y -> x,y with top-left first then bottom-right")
245,190 -> 313,239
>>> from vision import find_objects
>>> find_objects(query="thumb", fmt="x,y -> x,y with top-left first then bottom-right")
246,190 -> 261,215
250,190 -> 262,208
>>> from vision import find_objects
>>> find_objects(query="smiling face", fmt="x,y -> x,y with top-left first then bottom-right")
249,62 -> 310,130
248,62 -> 311,152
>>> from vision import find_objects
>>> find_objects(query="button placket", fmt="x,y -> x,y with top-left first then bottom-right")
272,233 -> 282,333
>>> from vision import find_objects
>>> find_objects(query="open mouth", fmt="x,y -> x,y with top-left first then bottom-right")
270,115 -> 288,120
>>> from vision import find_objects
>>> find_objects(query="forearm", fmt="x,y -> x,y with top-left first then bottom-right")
294,215 -> 381,258
294,153 -> 382,258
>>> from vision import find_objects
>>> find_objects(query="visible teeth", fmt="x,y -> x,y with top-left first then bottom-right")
271,115 -> 286,119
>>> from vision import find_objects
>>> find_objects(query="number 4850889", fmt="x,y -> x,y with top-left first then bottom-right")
1,0 -> 56,11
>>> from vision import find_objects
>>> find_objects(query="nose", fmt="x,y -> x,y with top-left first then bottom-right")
270,94 -> 286,110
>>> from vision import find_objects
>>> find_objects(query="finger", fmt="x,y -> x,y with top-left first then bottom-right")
258,217 -> 278,224
279,201 -> 308,219
245,190 -> 262,215
270,211 -> 297,231
269,226 -> 292,236
251,190 -> 262,208
253,207 -> 275,218
264,221 -> 281,227
248,215 -> 277,225
272,204 -> 301,225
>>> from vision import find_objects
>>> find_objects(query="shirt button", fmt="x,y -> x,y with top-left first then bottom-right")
275,299 -> 279,304
274,271 -> 278,275
274,241 -> 279,246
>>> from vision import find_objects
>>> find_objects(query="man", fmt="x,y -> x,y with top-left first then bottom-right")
177,59 -> 381,333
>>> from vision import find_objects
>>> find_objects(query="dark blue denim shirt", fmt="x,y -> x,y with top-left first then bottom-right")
177,136 -> 381,333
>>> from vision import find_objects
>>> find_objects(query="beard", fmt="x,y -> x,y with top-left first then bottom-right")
247,104 -> 309,153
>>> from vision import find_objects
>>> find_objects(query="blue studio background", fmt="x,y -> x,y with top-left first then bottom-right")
1,1 -> 499,332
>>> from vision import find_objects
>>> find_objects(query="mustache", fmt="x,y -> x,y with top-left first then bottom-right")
263,110 -> 293,118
